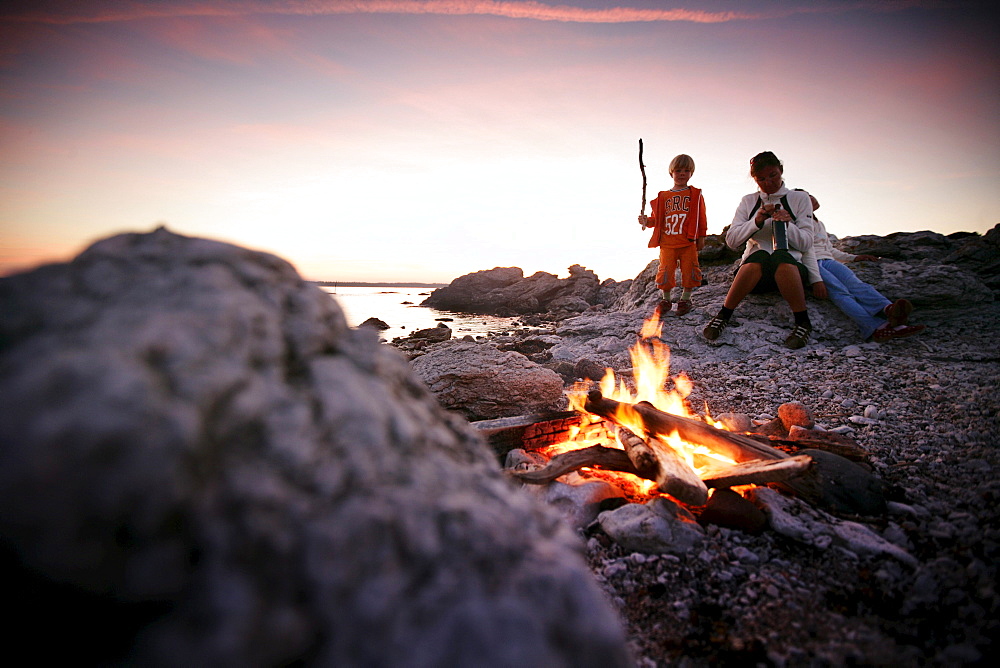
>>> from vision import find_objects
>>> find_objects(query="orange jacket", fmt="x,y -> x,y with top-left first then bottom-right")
647,186 -> 707,248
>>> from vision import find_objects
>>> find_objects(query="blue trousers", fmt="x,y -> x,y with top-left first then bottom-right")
819,259 -> 891,339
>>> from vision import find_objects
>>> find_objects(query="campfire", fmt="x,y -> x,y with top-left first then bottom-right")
481,314 -> 848,511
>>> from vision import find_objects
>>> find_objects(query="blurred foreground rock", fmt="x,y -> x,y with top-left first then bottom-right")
0,228 -> 629,666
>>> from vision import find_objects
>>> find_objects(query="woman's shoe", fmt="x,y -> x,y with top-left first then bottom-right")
784,325 -> 812,349
703,316 -> 728,340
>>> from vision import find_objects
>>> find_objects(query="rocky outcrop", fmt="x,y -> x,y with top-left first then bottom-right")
535,227 -> 998,371
0,228 -> 629,666
422,264 -> 623,316
411,341 -> 566,420
422,227 -> 997,325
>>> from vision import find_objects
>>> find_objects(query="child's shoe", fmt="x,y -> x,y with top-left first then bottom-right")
676,300 -> 692,316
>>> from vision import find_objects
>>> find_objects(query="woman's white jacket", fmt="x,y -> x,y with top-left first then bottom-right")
726,185 -> 820,284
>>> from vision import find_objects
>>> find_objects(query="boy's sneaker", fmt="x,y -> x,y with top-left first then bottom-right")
676,300 -> 692,316
703,316 -> 728,341
654,300 -> 672,317
784,324 -> 812,349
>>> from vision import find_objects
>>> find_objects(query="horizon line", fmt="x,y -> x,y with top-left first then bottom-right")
312,280 -> 448,287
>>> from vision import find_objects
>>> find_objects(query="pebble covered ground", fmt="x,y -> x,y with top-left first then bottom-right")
582,304 -> 1000,666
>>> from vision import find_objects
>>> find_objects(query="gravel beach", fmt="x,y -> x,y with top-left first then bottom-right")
397,228 -> 999,666
580,302 -> 1000,666
3,226 -> 995,665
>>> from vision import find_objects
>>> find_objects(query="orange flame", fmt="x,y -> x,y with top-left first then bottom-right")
564,313 -> 737,484
571,313 -> 697,424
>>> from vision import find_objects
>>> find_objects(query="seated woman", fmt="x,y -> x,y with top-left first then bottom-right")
703,151 -> 820,349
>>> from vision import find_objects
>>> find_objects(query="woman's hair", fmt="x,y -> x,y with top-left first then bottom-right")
749,151 -> 782,176
669,154 -> 695,174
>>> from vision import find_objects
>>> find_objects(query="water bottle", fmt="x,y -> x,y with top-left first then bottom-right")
771,204 -> 788,251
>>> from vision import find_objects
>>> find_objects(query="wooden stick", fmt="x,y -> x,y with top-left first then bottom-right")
618,425 -> 708,505
702,455 -> 813,489
584,390 -> 788,464
616,425 -> 659,479
781,427 -> 869,462
470,411 -> 584,457
645,435 -> 709,506
639,138 -> 648,226
508,445 -> 640,485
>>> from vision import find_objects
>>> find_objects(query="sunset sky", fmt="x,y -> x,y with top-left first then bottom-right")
2,0 -> 997,283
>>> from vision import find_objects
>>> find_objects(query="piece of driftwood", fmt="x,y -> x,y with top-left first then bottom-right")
584,391 -> 788,464
782,427 -> 870,462
702,454 -> 813,489
645,435 -> 709,506
615,426 -> 659,479
508,445 -> 639,485
617,426 -> 709,505
471,411 -> 584,456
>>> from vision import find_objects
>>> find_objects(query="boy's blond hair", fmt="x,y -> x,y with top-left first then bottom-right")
669,154 -> 695,174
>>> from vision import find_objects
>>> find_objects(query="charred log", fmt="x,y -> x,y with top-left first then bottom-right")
617,426 -> 708,506
508,446 -> 639,484
702,455 -> 813,489
615,426 -> 659,479
472,411 -> 588,457
584,391 -> 789,463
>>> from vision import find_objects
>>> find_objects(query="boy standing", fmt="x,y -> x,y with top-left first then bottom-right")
638,154 -> 707,316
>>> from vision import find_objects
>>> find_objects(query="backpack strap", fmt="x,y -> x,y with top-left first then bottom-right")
780,195 -> 797,222
749,197 -> 763,219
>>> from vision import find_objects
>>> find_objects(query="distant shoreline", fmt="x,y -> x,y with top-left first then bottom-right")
313,281 -> 447,288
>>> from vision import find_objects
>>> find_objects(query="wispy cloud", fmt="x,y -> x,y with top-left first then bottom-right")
3,0 -> 961,27
2,1 -> 758,25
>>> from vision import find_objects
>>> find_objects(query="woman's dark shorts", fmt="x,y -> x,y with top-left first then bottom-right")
740,249 -> 809,294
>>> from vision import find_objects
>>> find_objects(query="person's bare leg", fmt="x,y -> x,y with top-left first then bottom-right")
723,263 -> 763,310
774,263 -> 806,311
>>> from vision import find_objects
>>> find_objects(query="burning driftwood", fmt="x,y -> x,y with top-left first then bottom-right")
507,391 -> 815,506
495,301 -> 887,517
510,435 -> 812,492
511,445 -> 639,484
584,390 -> 788,464
617,426 -> 708,506
701,455 -> 812,489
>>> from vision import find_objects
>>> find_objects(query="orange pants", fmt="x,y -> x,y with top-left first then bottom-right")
656,244 -> 702,291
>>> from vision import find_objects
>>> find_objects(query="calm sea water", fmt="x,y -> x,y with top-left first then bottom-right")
320,286 -> 518,337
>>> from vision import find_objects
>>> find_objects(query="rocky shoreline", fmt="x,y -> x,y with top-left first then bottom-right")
1,226 -> 996,665
586,328 -> 1000,665
392,226 -> 999,665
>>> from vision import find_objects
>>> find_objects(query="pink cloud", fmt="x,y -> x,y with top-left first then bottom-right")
4,1 -> 962,26
2,1 -> 758,25
3,0 -> 966,27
